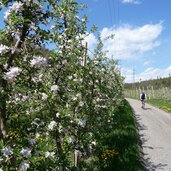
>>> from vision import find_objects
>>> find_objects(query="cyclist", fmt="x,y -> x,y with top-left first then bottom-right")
140,91 -> 146,108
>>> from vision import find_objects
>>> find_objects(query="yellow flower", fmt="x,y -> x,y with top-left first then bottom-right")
101,149 -> 119,159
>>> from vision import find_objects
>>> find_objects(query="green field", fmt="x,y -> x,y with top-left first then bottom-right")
148,99 -> 171,113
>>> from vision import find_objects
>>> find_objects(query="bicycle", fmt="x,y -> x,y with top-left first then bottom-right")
141,99 -> 145,108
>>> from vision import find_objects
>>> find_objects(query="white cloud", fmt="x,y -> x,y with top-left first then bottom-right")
84,33 -> 97,48
143,60 -> 152,66
83,33 -> 97,55
121,0 -> 141,5
100,22 -> 163,60
122,65 -> 171,83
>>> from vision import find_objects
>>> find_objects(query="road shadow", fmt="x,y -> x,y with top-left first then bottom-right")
142,157 -> 168,171
134,113 -> 168,171
141,107 -> 152,110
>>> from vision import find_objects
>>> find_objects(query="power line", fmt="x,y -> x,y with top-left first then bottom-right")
107,0 -> 114,26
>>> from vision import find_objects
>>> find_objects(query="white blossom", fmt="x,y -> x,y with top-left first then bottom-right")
62,59 -> 67,65
45,151 -> 55,158
82,18 -> 86,22
22,96 -> 29,101
50,25 -> 55,30
75,15 -> 80,19
68,136 -> 75,143
23,0 -> 32,6
20,148 -> 31,158
4,10 -> 11,21
30,23 -> 38,31
42,93 -> 48,100
72,97 -> 77,101
32,74 -> 43,83
32,118 -> 44,128
0,44 -> 9,54
76,93 -> 81,98
79,101 -> 84,107
0,168 -> 2,171
59,12 -> 64,19
29,139 -> 36,146
11,2 -> 23,12
78,119 -> 87,127
56,112 -> 60,117
19,162 -> 30,171
91,141 -> 96,145
48,121 -> 57,130
1,147 -> 13,160
0,156 -> 3,164
4,67 -> 22,81
50,85 -> 59,92
68,76 -> 72,80
35,133 -> 40,139
31,56 -> 47,68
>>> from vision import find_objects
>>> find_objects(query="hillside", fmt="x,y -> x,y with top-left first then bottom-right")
124,76 -> 171,90
124,76 -> 171,100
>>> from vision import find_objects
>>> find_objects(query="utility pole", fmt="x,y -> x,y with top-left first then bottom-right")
132,68 -> 135,88
132,67 -> 135,98
83,42 -> 87,66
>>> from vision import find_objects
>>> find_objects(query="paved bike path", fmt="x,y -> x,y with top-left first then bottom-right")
127,98 -> 171,171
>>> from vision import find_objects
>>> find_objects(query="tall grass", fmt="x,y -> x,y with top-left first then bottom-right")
93,100 -> 143,171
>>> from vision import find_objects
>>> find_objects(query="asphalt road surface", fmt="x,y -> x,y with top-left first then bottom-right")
127,98 -> 171,171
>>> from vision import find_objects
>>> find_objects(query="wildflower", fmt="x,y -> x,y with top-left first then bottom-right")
50,85 -> 59,92
4,67 -> 22,81
0,44 -> 9,54
101,149 -> 119,159
19,162 -> 30,171
31,56 -> 47,68
48,121 -> 57,130
45,151 -> 55,158
20,148 -> 31,158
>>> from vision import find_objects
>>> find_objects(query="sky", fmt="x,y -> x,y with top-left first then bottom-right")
0,0 -> 171,83
78,0 -> 171,83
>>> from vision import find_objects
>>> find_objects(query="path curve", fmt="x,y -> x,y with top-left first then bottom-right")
127,98 -> 171,171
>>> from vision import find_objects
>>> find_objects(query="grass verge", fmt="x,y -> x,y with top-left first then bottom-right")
148,99 -> 171,113
94,99 -> 143,171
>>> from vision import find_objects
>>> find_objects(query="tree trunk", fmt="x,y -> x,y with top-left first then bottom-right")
0,116 -> 7,139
